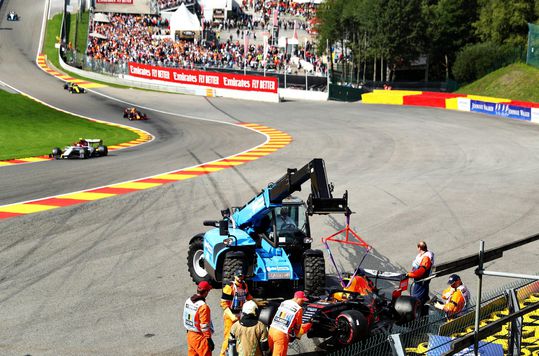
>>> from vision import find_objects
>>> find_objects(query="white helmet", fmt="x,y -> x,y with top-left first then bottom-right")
242,300 -> 258,315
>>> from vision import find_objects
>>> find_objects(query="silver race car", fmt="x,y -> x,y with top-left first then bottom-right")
50,139 -> 108,159
7,11 -> 19,21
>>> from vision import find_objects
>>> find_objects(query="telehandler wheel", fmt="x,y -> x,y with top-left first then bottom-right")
222,253 -> 244,285
304,252 -> 325,296
187,235 -> 211,284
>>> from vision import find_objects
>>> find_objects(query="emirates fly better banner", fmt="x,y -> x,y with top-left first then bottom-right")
128,63 -> 278,93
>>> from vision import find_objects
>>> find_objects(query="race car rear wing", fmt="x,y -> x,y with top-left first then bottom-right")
362,269 -> 409,293
362,269 -> 406,282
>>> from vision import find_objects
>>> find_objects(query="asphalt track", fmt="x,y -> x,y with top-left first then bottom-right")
1,0 -> 539,355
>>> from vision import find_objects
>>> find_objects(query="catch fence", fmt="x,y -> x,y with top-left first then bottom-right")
328,278 -> 539,356
62,50 -> 328,91
527,23 -> 539,69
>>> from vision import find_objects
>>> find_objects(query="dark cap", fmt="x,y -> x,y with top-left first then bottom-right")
447,274 -> 460,285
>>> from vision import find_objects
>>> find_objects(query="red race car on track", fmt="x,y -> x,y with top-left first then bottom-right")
123,107 -> 149,121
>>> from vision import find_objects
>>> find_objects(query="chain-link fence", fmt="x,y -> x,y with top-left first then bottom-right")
327,278 -> 539,356
527,23 -> 539,69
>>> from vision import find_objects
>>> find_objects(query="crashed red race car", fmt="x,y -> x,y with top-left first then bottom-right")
256,270 -> 420,350
302,270 -> 420,347
123,107 -> 148,121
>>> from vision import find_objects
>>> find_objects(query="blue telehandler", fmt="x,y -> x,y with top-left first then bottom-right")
187,159 -> 349,296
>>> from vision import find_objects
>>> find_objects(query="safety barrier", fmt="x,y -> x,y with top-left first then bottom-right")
61,51 -> 328,102
327,278 -> 539,356
362,90 -> 539,124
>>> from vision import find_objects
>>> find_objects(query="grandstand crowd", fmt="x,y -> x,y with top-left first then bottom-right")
84,1 -> 328,75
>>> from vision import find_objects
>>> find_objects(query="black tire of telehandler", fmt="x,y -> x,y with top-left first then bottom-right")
187,236 -> 212,284
303,252 -> 325,296
222,254 -> 244,285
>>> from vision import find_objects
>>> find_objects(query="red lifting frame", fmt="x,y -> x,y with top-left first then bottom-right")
321,210 -> 371,288
321,210 -> 370,249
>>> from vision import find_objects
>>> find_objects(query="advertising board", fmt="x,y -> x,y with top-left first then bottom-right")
457,97 -> 470,111
95,0 -> 152,14
532,108 -> 539,124
470,100 -> 531,121
128,63 -> 278,94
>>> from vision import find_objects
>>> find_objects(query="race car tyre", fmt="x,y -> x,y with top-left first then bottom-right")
83,149 -> 90,159
394,295 -> 421,325
97,145 -> 108,157
187,234 -> 212,284
303,250 -> 325,296
222,252 -> 245,285
51,147 -> 62,159
258,300 -> 280,327
335,310 -> 369,345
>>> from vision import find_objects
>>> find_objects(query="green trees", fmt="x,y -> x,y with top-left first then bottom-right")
452,42 -> 519,83
473,0 -> 536,47
317,0 -> 426,82
423,0 -> 478,80
315,0 -> 539,83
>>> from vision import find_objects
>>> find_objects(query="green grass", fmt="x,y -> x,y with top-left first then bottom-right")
67,13 -> 76,50
456,63 -> 539,103
0,91 -> 139,160
75,11 -> 89,54
43,13 -> 63,70
67,11 -> 89,55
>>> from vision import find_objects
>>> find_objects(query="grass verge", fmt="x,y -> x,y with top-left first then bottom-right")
0,91 -> 139,161
457,63 -> 539,103
43,13 -> 63,70
75,11 -> 89,54
43,12 -> 127,88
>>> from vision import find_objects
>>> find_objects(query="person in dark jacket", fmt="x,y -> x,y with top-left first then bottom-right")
228,300 -> 269,356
